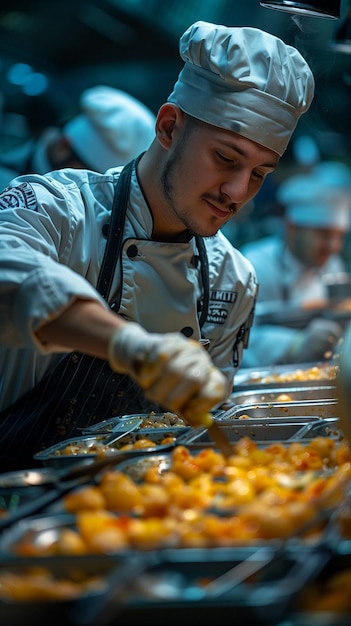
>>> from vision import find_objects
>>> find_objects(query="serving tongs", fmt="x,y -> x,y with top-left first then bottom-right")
0,445 -> 168,532
77,414 -> 143,436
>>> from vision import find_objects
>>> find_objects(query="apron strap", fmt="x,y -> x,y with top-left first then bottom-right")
195,235 -> 210,330
97,158 -> 135,300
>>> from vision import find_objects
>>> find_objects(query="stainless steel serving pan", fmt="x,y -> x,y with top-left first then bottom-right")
0,467 -> 59,514
233,363 -> 338,391
33,429 -> 189,470
183,417 -> 324,445
0,550 -> 146,626
119,545 -> 325,625
217,399 -> 338,420
230,385 -> 337,406
81,412 -> 188,435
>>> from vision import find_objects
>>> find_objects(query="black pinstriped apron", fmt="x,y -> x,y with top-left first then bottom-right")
0,159 -> 210,471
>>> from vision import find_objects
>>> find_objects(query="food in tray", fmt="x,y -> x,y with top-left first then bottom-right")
82,411 -> 187,434
8,436 -> 351,554
297,565 -> 351,612
104,412 -> 187,430
51,434 -> 177,457
0,566 -> 105,601
247,364 -> 339,385
335,504 -> 351,540
138,411 -> 187,428
275,393 -> 293,402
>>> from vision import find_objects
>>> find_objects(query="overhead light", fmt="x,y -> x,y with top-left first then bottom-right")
329,3 -> 351,52
260,1 -> 341,18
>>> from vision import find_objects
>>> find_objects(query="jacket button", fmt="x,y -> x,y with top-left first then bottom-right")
102,223 -> 110,238
127,244 -> 138,258
181,327 -> 194,338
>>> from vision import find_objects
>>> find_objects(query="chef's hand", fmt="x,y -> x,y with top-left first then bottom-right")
285,318 -> 343,363
108,322 -> 227,426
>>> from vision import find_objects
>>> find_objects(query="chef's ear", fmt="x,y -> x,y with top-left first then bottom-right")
156,103 -> 184,147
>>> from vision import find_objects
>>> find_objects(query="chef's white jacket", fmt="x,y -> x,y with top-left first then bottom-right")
240,235 -> 346,367
0,164 -> 257,409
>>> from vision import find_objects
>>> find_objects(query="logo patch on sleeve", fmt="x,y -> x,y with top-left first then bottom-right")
0,182 -> 37,211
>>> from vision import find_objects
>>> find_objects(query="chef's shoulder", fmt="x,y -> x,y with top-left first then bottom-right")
0,167 -> 117,216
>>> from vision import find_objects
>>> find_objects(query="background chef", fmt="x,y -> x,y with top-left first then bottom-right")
240,161 -> 351,367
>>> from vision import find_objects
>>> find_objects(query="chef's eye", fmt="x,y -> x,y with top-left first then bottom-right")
252,170 -> 265,181
217,152 -> 233,163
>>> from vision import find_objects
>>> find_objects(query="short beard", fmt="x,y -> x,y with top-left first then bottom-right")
158,115 -> 225,239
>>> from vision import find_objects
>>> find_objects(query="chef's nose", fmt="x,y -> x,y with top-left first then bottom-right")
220,171 -> 251,204
324,231 -> 344,253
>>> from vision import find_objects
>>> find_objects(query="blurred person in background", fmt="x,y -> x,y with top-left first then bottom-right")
240,161 -> 351,368
0,21 -> 314,470
0,85 -> 156,187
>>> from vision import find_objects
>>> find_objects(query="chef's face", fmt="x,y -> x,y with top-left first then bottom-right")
156,108 -> 279,238
287,223 -> 346,267
47,135 -> 88,170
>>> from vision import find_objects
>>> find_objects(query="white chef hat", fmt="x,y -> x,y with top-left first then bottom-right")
63,86 -> 156,172
167,21 -> 315,156
277,164 -> 351,230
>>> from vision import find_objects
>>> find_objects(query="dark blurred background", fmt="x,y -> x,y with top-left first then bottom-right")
0,0 -> 350,244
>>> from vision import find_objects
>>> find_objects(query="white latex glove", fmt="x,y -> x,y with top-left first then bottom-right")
108,322 -> 227,427
285,318 -> 343,363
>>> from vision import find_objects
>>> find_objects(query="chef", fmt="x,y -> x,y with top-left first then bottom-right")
240,162 -> 351,367
0,85 -> 156,186
0,21 -> 314,470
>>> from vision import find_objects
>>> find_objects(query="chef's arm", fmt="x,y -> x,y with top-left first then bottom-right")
35,298 -> 124,359
283,318 -> 343,363
35,298 -> 227,427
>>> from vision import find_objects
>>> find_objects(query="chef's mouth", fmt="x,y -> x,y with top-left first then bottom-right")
205,199 -> 235,218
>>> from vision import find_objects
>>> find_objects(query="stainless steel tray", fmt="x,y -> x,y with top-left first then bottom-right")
234,363 -> 339,391
0,513 -> 152,560
183,418 -> 324,445
290,552 -> 351,622
33,429 -> 189,470
230,385 -> 337,406
280,614 -> 351,626
0,512 -> 77,555
0,550 -> 146,626
81,412 -> 188,434
0,467 -> 59,514
217,399 -> 338,420
116,546 -> 326,626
